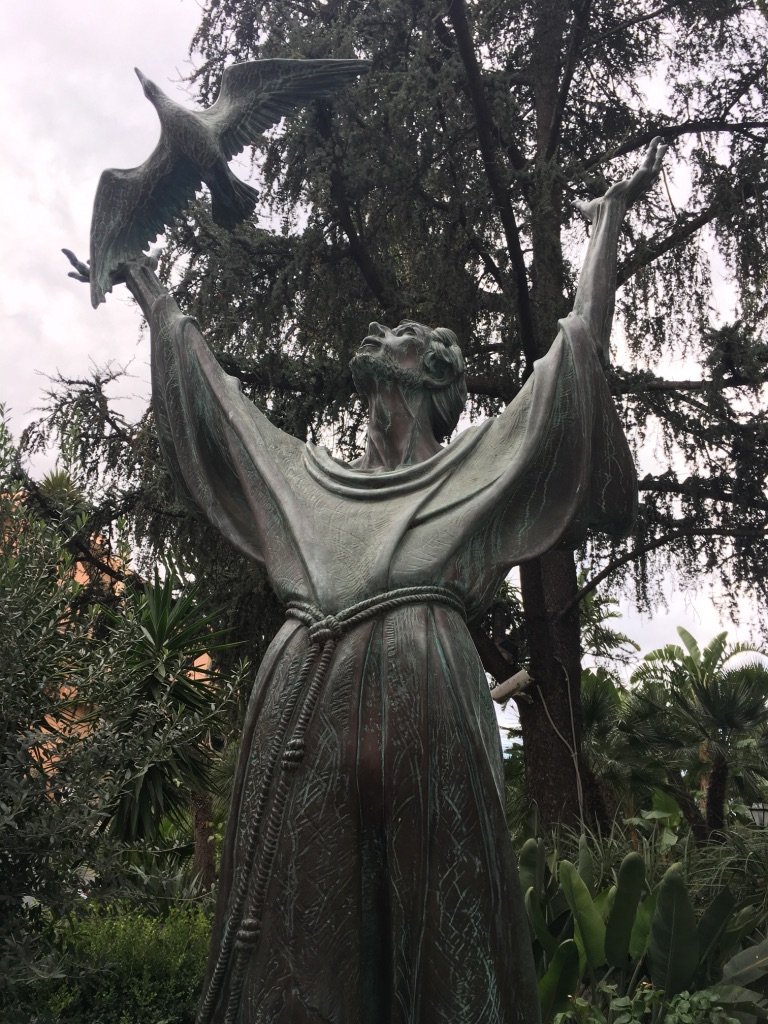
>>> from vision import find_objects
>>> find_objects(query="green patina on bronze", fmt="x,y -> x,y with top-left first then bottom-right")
68,59 -> 666,1024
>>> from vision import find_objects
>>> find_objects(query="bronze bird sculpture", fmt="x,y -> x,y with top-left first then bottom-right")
88,58 -> 370,307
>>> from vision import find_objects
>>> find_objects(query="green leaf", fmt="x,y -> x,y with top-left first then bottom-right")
723,938 -> 768,992
578,834 -> 594,895
659,826 -> 678,852
559,859 -> 606,970
677,626 -> 702,669
648,863 -> 700,998
721,907 -> 763,960
605,852 -> 645,970
539,940 -> 580,1023
594,885 -> 616,924
696,887 -> 736,975
519,838 -> 540,900
526,886 -> 559,959
708,983 -> 768,1015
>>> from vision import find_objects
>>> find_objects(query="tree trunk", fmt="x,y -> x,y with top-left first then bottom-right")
191,791 -> 216,890
518,550 -> 586,827
666,769 -> 709,844
512,0 -> 598,828
705,752 -> 729,837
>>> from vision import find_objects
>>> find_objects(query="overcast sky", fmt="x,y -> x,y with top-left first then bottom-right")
0,1 -> 202,442
0,1 -> 759,676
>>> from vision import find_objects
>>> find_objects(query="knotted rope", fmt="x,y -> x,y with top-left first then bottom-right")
198,584 -> 465,1024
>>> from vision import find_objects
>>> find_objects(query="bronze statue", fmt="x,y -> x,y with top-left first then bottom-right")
65,58 -> 665,1023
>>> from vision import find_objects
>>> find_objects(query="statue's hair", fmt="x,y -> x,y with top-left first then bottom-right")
398,321 -> 467,441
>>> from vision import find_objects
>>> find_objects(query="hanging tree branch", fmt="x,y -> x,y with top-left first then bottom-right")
555,524 -> 768,620
446,0 -> 538,367
582,119 -> 768,174
545,0 -> 593,161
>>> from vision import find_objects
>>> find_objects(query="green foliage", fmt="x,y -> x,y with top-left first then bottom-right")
554,985 -> 746,1023
25,906 -> 209,1024
522,829 -> 768,1023
580,668 -> 666,823
605,852 -> 645,969
626,629 -> 768,836
0,414 -> 236,1002
541,940 -> 581,1020
648,864 -> 699,998
101,572 -> 240,842
580,586 -> 640,671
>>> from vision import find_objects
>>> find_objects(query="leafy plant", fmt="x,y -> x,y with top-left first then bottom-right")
626,629 -> 768,839
0,415 -> 237,1004
26,905 -> 210,1024
519,833 -> 768,1022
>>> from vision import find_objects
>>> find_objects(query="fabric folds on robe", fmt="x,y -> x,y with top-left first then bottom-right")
149,295 -> 636,1024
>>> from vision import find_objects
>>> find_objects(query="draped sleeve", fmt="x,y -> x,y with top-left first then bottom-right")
380,312 -> 637,613
149,294 -> 309,578
469,311 -> 637,559
149,294 -> 636,617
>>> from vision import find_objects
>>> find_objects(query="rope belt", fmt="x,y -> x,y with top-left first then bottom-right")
198,584 -> 465,1024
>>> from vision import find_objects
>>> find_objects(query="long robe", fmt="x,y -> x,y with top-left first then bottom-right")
149,296 -> 636,1024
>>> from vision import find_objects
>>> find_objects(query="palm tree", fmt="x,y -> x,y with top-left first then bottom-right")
93,573 -> 241,887
580,667 -> 666,823
625,628 -> 768,839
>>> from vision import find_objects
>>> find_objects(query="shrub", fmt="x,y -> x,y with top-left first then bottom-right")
30,905 -> 210,1024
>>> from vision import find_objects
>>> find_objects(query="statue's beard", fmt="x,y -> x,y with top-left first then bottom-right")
350,351 -> 425,397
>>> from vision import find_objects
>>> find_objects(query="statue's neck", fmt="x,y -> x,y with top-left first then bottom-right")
357,383 -> 441,471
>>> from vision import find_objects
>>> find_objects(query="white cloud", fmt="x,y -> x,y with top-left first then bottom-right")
0,1 -> 202,448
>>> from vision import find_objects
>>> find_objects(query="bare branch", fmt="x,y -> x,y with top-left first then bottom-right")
638,474 -> 768,511
555,524 -> 768,619
583,120 -> 768,173
315,106 -> 401,318
610,371 -> 767,394
618,203 -> 721,285
446,0 -> 538,366
546,0 -> 593,160
19,470 -> 129,586
588,3 -> 675,47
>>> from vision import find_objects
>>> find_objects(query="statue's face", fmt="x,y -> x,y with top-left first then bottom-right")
350,322 -> 428,396
358,322 -> 426,368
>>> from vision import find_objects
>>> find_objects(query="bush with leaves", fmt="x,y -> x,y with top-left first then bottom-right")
554,985 -> 746,1023
0,414 -> 240,1007
28,905 -> 209,1024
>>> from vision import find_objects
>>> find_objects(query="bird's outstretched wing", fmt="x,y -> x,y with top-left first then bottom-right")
201,58 -> 370,161
88,58 -> 369,307
90,143 -> 199,307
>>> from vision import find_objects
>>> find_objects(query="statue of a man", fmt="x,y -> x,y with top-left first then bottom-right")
72,139 -> 664,1024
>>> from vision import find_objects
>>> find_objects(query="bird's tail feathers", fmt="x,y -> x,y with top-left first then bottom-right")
211,174 -> 259,228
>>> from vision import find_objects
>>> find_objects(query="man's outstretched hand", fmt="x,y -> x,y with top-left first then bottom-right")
575,136 -> 668,222
62,248 -> 92,283
606,136 -> 668,206
62,248 -> 158,289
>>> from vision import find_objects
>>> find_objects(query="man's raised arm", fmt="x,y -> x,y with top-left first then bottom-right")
571,137 -> 667,365
63,249 -> 169,321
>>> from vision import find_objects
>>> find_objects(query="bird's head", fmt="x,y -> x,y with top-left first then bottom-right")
134,67 -> 162,104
